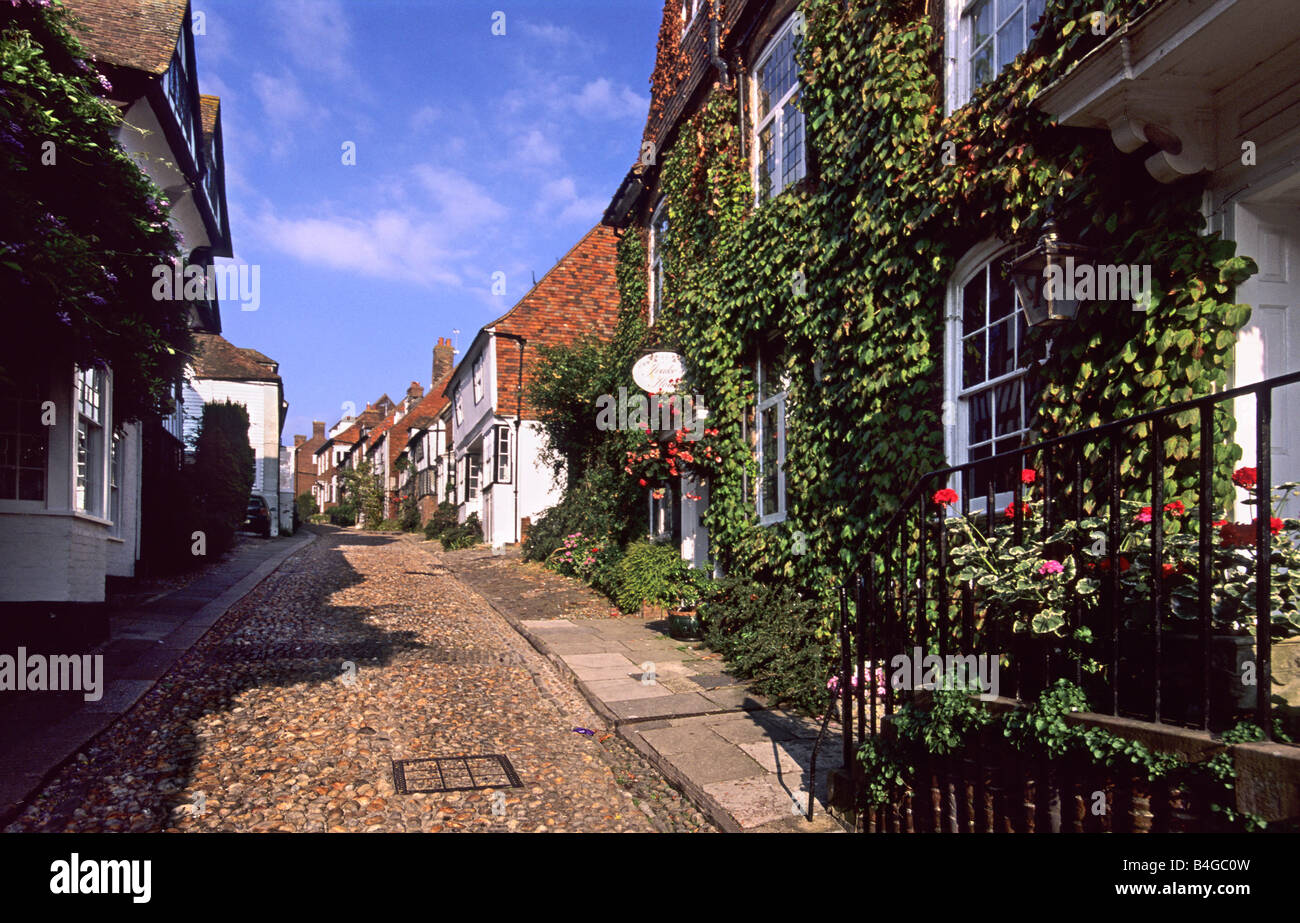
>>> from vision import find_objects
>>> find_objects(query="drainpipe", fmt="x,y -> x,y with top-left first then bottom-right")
709,8 -> 729,84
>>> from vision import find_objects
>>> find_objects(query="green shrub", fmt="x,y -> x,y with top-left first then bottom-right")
375,517 -> 402,532
522,464 -> 644,565
296,492 -> 318,519
611,539 -> 703,614
191,400 -> 255,556
700,575 -> 833,714
423,501 -> 457,541
328,505 -> 356,526
440,513 -> 483,550
398,494 -> 421,532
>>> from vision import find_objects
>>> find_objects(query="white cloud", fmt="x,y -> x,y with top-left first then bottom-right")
412,165 -> 509,226
571,77 -> 648,121
409,105 -> 439,133
259,210 -> 465,287
513,128 -> 561,167
271,0 -> 355,81
535,177 -> 607,226
250,72 -> 327,156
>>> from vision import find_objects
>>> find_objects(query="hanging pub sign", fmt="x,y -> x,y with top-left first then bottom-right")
632,351 -> 687,394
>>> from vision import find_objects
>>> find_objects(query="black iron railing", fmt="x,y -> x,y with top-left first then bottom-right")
825,369 -> 1300,805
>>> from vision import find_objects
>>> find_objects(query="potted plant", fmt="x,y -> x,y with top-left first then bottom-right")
668,567 -> 705,640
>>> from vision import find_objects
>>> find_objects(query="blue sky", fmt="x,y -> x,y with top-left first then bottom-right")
195,0 -> 663,443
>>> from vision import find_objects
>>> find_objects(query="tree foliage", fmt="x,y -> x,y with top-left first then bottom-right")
0,1 -> 192,423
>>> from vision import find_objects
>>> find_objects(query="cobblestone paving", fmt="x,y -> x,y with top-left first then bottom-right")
5,528 -> 712,833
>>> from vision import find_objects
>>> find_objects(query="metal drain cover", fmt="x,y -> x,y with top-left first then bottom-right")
391,755 -> 522,794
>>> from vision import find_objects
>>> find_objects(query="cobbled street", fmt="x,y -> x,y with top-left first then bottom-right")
5,527 -> 712,833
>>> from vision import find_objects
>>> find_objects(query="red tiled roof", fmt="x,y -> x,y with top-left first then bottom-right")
473,224 -> 621,419
199,93 -> 220,139
189,332 -> 280,382
62,0 -> 189,76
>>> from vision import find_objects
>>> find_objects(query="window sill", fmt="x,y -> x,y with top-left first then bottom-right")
758,512 -> 787,527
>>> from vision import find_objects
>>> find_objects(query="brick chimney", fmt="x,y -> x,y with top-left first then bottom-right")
312,421 -> 326,438
293,434 -> 306,448
406,380 -> 424,401
433,336 -> 455,385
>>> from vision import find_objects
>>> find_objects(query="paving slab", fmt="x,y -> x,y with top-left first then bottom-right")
584,678 -> 673,701
605,692 -> 721,721
448,551 -> 851,833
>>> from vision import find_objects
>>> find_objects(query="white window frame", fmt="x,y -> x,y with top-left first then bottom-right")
494,424 -> 512,484
455,384 -> 465,425
466,454 -> 481,501
109,429 -> 123,535
944,239 -> 1034,509
946,0 -> 1047,114
473,357 -> 484,404
74,365 -> 109,518
754,355 -> 787,525
649,197 -> 668,326
649,482 -> 674,539
751,10 -> 806,205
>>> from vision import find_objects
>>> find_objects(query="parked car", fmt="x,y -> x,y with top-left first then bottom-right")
243,495 -> 271,537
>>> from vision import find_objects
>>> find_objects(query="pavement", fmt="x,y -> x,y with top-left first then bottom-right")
440,543 -> 848,833
0,529 -> 315,826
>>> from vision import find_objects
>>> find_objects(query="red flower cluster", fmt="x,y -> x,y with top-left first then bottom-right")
932,488 -> 959,507
1085,557 -> 1131,572
1020,469 -> 1036,485
1218,517 -> 1286,547
1004,501 -> 1032,519
1232,467 -> 1258,489
1164,500 -> 1185,517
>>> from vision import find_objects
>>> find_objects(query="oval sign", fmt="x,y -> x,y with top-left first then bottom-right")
632,351 -> 686,393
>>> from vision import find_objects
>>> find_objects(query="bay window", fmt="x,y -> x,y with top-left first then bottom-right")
0,378 -> 47,502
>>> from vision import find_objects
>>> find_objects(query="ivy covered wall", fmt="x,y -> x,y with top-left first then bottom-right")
635,0 -> 1258,636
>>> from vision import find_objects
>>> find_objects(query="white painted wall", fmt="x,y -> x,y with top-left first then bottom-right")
185,375 -> 284,535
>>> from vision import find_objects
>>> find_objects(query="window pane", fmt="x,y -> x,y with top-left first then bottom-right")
780,98 -> 804,189
757,122 -> 775,202
962,334 -> 984,390
988,318 -> 1015,379
1026,0 -> 1047,32
761,405 -> 780,513
988,270 -> 1015,321
997,16 -> 1024,70
971,45 -> 993,88
968,389 -> 992,444
993,379 -> 1022,436
996,0 -> 1021,25
974,0 -> 994,46
963,273 -> 986,331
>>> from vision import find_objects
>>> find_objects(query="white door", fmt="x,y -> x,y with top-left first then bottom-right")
1233,196 -> 1300,518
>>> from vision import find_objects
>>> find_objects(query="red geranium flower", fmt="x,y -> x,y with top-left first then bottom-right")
1163,500 -> 1185,517
1161,563 -> 1178,577
1135,507 -> 1153,523
1219,521 -> 1254,548
1021,469 -> 1036,485
932,488 -> 959,507
1004,501 -> 1032,519
1232,467 -> 1258,489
